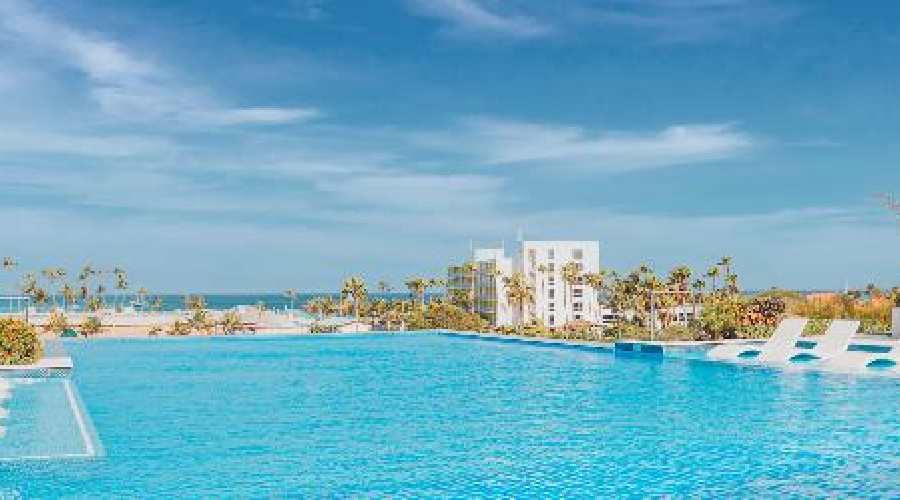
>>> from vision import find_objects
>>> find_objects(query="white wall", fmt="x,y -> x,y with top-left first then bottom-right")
522,241 -> 601,328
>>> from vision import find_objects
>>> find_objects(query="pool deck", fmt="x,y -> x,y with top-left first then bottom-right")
0,339 -> 73,378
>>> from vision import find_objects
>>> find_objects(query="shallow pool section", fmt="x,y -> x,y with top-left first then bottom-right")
1,334 -> 898,497
0,378 -> 99,461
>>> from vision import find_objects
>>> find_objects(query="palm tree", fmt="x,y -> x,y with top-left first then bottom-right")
136,287 -> 149,314
152,295 -> 164,314
668,266 -> 692,324
583,272 -> 605,324
41,267 -> 66,311
96,268 -> 107,309
718,256 -> 733,278
426,278 -> 446,304
304,296 -> 326,319
691,279 -> 706,318
20,273 -> 37,313
458,262 -> 478,313
725,273 -> 739,294
78,265 -> 95,310
405,278 -> 428,308
536,263 -> 548,324
560,261 -> 581,327
341,277 -> 367,323
61,284 -> 77,312
705,266 -> 720,294
502,271 -> 534,333
113,267 -> 128,311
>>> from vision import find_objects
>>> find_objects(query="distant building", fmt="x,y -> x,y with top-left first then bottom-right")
447,241 -> 601,328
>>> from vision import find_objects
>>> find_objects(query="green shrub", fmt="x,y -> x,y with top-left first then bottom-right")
745,296 -> 786,326
167,320 -> 191,336
44,311 -> 69,335
148,325 -> 163,336
606,322 -> 648,340
188,310 -> 214,333
80,316 -> 103,336
406,303 -> 487,332
0,318 -> 43,365
737,323 -> 775,339
698,295 -> 747,340
658,324 -> 696,341
219,311 -> 244,335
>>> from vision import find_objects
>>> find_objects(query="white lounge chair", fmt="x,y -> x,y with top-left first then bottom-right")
707,318 -> 809,361
767,319 -> 860,364
820,345 -> 900,373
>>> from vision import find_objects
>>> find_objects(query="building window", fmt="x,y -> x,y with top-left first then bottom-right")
548,289 -> 555,299
573,302 -> 583,312
548,276 -> 555,285
548,302 -> 555,311
573,288 -> 583,298
575,314 -> 582,320
549,314 -> 555,325
573,248 -> 583,260
548,263 -> 555,272
548,249 -> 555,259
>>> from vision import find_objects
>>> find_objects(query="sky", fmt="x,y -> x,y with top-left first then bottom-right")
1,0 -> 899,293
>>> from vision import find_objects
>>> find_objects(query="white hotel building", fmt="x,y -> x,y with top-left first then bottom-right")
447,240 -> 602,328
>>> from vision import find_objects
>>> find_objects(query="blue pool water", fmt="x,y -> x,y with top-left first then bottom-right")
1,334 -> 899,497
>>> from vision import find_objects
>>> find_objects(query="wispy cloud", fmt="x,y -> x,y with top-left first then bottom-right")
0,0 -> 321,126
407,0 -> 550,39
420,117 -> 758,173
579,0 -> 798,43
0,130 -> 176,157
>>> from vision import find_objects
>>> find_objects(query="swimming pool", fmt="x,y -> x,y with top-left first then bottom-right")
1,334 -> 898,496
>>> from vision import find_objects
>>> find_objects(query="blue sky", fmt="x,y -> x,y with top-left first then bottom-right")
1,0 -> 898,292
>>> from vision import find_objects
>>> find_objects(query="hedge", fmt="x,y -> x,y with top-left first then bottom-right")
0,318 -> 43,365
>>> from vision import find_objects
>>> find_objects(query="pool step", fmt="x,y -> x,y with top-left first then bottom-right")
614,342 -> 665,356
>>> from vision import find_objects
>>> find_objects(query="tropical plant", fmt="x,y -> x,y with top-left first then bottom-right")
184,294 -> 206,311
341,277 -> 367,321
745,296 -> 786,327
405,302 -> 488,332
502,271 -> 534,332
460,262 -> 477,312
219,311 -> 244,334
41,267 -> 66,310
44,311 -> 69,335
86,296 -> 101,312
113,267 -> 128,311
698,294 -> 747,340
536,263 -> 549,323
152,295 -> 165,313
136,287 -> 149,313
789,293 -> 892,334
189,309 -> 215,333
0,318 -> 42,364
78,264 -> 95,309
583,272 -> 605,320
167,320 -> 192,336
705,266 -> 720,294
61,284 -> 77,312
405,278 -> 428,308
560,261 -> 581,325
80,316 -> 103,337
